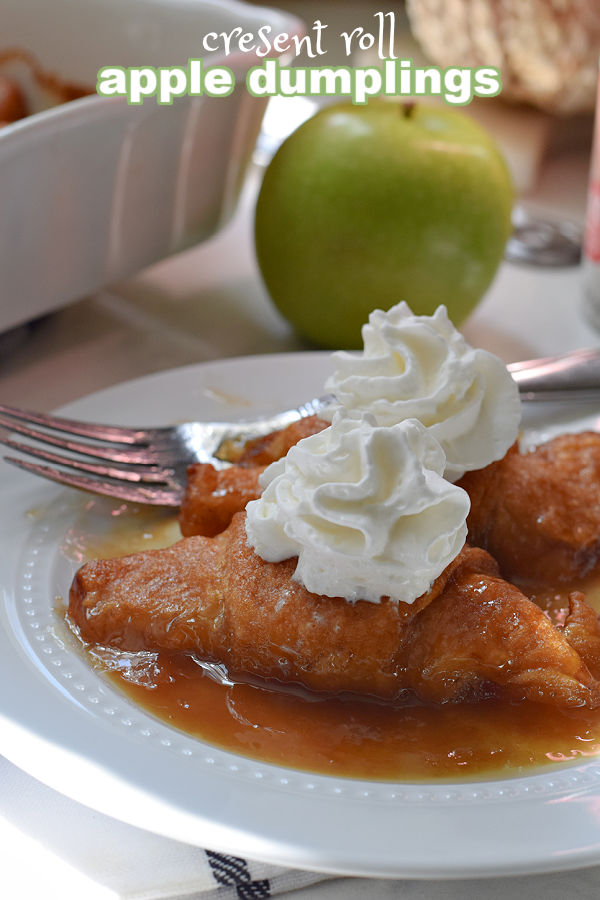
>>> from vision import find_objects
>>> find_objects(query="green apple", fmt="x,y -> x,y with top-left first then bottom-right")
254,101 -> 513,349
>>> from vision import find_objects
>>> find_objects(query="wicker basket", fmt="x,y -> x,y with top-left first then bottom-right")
406,0 -> 600,114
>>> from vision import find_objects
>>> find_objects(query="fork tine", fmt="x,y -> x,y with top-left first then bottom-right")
1,436 -> 174,483
0,414 -> 158,465
3,456 -> 183,507
0,403 -> 147,444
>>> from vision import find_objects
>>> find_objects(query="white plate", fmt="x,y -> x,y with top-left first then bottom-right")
2,352 -> 600,879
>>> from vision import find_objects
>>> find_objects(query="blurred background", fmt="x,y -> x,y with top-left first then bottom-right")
1,0 -> 599,398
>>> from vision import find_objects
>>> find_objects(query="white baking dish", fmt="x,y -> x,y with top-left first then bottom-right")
0,0 -> 303,332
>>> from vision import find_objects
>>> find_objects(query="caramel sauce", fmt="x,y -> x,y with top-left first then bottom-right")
72,510 -> 600,782
0,47 -> 93,124
99,649 -> 600,781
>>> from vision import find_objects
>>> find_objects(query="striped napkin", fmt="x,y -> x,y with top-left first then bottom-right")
10,750 -> 600,900
0,755 -> 330,899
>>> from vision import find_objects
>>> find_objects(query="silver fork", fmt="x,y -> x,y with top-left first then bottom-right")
0,396 -> 331,506
2,346 -> 600,507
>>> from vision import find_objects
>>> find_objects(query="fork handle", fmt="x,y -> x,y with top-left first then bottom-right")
508,347 -> 600,400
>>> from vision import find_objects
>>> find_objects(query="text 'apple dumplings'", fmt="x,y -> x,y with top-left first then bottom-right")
323,302 -> 521,481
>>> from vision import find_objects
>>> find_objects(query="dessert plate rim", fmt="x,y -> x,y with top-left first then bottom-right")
1,351 -> 600,879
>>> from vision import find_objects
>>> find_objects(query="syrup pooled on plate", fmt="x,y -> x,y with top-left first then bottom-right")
64,306 -> 600,781
70,505 -> 600,783
101,643 -> 600,781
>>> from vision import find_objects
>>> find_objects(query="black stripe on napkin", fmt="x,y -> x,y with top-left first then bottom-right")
206,850 -> 271,899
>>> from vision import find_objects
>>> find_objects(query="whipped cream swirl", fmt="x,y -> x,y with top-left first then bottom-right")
323,302 -> 521,481
245,413 -> 469,604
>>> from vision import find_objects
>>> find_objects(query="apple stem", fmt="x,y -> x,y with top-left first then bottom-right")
402,102 -> 416,118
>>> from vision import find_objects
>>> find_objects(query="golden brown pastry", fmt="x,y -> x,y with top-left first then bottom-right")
233,415 -> 328,467
459,432 -> 600,583
179,415 -> 328,537
69,513 -> 600,708
0,75 -> 27,125
180,464 -> 265,538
